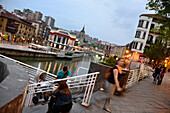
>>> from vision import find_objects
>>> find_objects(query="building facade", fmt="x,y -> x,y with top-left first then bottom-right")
131,14 -> 163,53
44,16 -> 55,28
0,9 -> 35,43
23,9 -> 34,19
13,9 -> 23,16
30,19 -> 50,45
33,11 -> 43,21
46,27 -> 76,50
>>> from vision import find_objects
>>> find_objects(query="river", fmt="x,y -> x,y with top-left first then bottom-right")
11,54 -> 98,77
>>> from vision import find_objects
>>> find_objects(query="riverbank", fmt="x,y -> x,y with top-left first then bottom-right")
0,43 -> 83,59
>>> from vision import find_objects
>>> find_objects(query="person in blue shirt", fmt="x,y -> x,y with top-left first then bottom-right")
56,66 -> 71,79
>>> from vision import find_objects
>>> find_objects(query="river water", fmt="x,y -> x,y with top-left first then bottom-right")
11,54 -> 97,77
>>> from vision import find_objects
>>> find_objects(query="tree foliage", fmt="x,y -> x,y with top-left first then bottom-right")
100,56 -> 117,66
146,0 -> 170,45
144,43 -> 170,63
145,0 -> 170,63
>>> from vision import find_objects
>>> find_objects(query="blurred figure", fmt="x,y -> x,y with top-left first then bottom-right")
103,58 -> 124,113
47,81 -> 72,113
157,65 -> 166,85
153,65 -> 161,84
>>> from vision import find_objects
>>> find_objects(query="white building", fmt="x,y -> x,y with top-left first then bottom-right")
47,27 -> 77,50
131,14 -> 163,53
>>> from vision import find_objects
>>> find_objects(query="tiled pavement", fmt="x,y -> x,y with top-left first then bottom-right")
23,73 -> 170,113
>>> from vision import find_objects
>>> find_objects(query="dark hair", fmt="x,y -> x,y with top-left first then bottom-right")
116,58 -> 124,64
63,66 -> 68,71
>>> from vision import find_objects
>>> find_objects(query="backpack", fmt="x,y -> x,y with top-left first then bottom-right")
105,68 -> 113,79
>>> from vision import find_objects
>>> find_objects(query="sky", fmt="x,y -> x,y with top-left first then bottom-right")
0,0 -> 154,45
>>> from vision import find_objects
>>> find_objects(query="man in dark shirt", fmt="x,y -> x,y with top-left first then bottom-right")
153,65 -> 161,84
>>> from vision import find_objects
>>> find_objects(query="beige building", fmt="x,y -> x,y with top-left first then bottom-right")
0,17 -> 7,31
16,22 -> 35,38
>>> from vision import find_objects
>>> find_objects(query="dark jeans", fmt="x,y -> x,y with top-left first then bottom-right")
157,75 -> 164,85
153,73 -> 158,83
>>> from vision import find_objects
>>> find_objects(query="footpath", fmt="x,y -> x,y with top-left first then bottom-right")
23,72 -> 170,113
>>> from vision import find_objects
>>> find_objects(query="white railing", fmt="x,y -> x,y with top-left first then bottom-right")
126,66 -> 152,88
25,72 -> 99,107
0,54 -> 56,84
76,67 -> 89,76
0,54 -> 99,107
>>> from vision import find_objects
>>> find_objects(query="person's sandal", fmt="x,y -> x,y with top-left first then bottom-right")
103,107 -> 111,113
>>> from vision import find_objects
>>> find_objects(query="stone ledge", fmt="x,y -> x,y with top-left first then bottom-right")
0,57 -> 29,108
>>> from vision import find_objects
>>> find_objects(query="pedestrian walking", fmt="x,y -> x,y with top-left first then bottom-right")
153,65 -> 161,84
47,81 -> 73,113
103,58 -> 125,113
157,65 -> 166,85
56,66 -> 71,79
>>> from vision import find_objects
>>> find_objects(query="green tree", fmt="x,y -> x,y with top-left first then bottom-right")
144,42 -> 170,63
146,0 -> 170,46
145,0 -> 170,64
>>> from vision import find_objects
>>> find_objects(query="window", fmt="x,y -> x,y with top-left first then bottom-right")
57,36 -> 61,43
135,31 -> 141,38
132,42 -> 138,49
152,18 -> 158,22
145,21 -> 149,29
66,38 -> 68,45
142,32 -> 146,39
150,24 -> 155,31
135,42 -> 138,49
1,19 -> 4,22
53,35 -> 57,42
62,37 -> 66,44
138,20 -> 144,27
155,39 -> 162,44
139,43 -> 143,50
147,35 -> 153,43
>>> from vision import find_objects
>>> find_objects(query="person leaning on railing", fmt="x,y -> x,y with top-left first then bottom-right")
47,81 -> 73,113
56,66 -> 71,79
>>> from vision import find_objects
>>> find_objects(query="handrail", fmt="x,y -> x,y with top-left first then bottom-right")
0,54 -> 56,78
76,67 -> 89,76
25,72 -> 99,107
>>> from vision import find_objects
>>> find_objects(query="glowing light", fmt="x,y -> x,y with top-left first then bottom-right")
126,50 -> 129,53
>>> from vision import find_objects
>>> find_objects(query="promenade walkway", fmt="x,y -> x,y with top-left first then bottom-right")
23,72 -> 170,113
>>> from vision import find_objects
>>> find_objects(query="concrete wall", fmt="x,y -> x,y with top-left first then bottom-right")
0,81 -> 29,113
0,58 -> 29,113
88,62 -> 129,91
